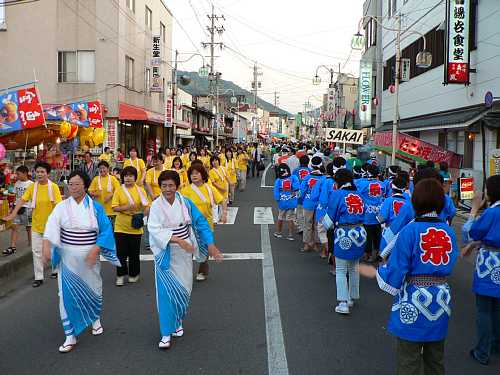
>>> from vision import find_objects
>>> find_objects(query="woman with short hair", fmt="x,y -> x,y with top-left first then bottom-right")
361,178 -> 459,374
181,163 -> 226,281
148,170 -> 222,349
124,147 -> 146,186
42,170 -> 119,352
112,166 -> 150,286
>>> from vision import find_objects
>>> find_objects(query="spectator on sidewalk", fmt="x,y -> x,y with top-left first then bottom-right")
3,165 -> 33,256
3,162 -> 62,287
81,151 -> 98,180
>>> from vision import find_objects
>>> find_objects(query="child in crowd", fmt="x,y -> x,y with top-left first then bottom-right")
320,169 -> 366,314
299,156 -> 325,252
273,163 -> 300,241
377,175 -> 408,229
3,166 -> 33,255
358,164 -> 385,263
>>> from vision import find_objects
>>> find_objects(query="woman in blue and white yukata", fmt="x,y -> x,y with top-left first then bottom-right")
147,170 -> 223,350
42,171 -> 119,353
462,175 -> 500,366
361,178 -> 459,375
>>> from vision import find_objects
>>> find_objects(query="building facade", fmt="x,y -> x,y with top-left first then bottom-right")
376,0 -> 500,188
0,0 -> 173,158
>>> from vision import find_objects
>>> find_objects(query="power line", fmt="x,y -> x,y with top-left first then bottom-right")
188,0 -> 210,37
2,0 -> 40,6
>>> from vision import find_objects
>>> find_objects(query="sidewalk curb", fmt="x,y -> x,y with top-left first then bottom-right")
0,251 -> 32,284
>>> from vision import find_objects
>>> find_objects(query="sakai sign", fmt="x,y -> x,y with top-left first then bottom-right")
324,128 -> 364,145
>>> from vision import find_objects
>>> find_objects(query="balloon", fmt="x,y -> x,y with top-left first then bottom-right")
67,124 -> 79,140
79,127 -> 93,146
92,128 -> 105,146
0,143 -> 5,159
59,121 -> 71,138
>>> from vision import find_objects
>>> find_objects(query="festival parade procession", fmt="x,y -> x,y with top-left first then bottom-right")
0,0 -> 499,374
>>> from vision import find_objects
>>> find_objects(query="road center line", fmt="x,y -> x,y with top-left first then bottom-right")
261,224 -> 289,375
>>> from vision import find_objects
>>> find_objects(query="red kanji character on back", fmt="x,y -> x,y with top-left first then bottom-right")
299,169 -> 310,180
308,178 -> 318,189
282,180 -> 291,191
345,193 -> 364,215
420,228 -> 452,266
393,200 -> 405,216
369,182 -> 382,197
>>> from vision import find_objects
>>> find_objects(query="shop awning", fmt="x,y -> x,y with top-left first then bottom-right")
258,133 -> 269,140
205,136 -> 214,142
378,105 -> 489,133
374,131 -> 463,168
119,102 -> 164,125
174,119 -> 191,129
178,135 -> 195,139
270,132 -> 288,139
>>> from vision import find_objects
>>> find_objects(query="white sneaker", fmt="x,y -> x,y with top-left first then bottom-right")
196,273 -> 207,281
128,275 -> 140,283
172,326 -> 184,337
273,232 -> 283,239
348,300 -> 354,308
334,302 -> 350,315
158,335 -> 171,350
115,276 -> 125,286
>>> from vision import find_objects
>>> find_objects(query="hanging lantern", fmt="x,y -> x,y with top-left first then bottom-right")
0,143 -> 6,160
92,128 -> 105,146
389,85 -> 396,94
59,121 -> 71,138
372,97 -> 379,106
67,124 -> 79,140
361,104 -> 367,112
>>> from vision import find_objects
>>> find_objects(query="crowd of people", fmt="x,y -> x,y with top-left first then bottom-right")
1,139 -> 498,371
271,143 -> 499,373
1,142 -> 264,352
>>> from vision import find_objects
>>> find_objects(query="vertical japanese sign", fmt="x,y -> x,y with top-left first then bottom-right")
0,86 -> 45,134
164,99 -> 173,128
87,100 -> 103,128
151,35 -> 163,93
444,0 -> 470,85
105,119 -> 117,150
359,61 -> 372,127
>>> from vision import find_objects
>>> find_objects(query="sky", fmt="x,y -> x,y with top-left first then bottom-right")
166,0 -> 366,114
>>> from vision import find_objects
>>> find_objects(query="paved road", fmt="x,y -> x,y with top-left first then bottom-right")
0,166 -> 498,374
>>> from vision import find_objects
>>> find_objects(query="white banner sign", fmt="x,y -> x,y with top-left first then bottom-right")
359,61 -> 372,126
324,128 -> 364,145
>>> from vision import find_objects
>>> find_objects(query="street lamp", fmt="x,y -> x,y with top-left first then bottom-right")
312,65 -> 338,86
171,51 -> 209,147
352,15 -> 433,164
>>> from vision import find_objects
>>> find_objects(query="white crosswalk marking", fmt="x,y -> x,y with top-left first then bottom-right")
100,252 -> 263,262
217,207 -> 239,225
254,207 -> 275,224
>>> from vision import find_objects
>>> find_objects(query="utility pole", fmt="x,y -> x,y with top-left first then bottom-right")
391,14 -> 402,165
274,91 -> 280,134
202,4 -> 224,148
251,62 -> 262,141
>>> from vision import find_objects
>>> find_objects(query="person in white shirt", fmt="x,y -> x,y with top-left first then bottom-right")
3,165 -> 33,255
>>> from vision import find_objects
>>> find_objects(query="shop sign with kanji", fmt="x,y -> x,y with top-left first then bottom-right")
444,0 -> 470,84
0,86 -> 45,135
151,35 -> 162,67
